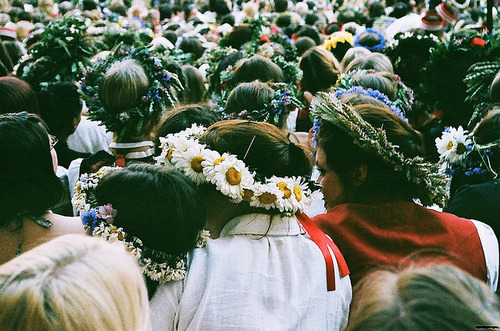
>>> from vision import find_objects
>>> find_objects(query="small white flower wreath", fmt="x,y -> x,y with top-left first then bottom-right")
156,124 -> 317,214
73,165 -> 209,284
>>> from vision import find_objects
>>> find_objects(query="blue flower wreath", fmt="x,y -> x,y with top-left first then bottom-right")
225,83 -> 304,127
80,46 -> 183,141
354,28 -> 386,52
334,86 -> 409,122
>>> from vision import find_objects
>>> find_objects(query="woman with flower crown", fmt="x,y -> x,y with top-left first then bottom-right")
153,120 -> 352,330
310,93 -> 498,291
79,46 -> 183,168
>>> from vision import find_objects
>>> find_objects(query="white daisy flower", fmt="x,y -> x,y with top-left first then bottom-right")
435,126 -> 472,163
249,183 -> 285,211
177,124 -> 207,139
172,145 -> 209,184
212,156 -> 254,201
201,150 -> 230,183
160,136 -> 200,169
267,176 -> 312,213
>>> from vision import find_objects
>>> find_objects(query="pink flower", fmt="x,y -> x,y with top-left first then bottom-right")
97,204 -> 117,224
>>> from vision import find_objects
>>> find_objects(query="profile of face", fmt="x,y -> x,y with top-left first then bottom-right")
315,147 -> 345,210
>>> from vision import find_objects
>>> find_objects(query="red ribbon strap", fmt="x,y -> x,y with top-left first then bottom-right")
296,212 -> 349,291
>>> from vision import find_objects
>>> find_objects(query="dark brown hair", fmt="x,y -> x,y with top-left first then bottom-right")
200,120 -> 311,178
318,105 -> 424,201
299,46 -> 341,94
232,55 -> 284,86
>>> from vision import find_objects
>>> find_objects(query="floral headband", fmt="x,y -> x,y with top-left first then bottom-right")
157,124 -> 317,214
436,126 -> 499,179
80,46 -> 183,141
223,83 -> 304,127
322,31 -> 354,51
72,167 -> 209,283
333,86 -> 409,123
311,92 -> 448,207
354,28 -> 386,52
336,69 -> 414,116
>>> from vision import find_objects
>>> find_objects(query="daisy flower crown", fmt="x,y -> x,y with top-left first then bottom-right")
435,126 -> 500,179
80,46 -> 183,141
311,92 -> 449,208
156,124 -> 317,214
222,83 -> 304,127
72,167 -> 209,284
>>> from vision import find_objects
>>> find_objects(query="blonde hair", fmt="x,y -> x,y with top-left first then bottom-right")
0,234 -> 151,331
347,264 -> 500,330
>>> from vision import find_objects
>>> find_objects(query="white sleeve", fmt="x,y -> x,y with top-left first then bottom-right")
68,158 -> 83,216
150,280 -> 184,331
470,219 -> 499,291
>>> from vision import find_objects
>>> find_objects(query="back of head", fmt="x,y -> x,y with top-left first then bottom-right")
226,81 -> 274,116
155,104 -> 220,149
37,82 -> 82,139
96,164 -> 205,255
179,37 -> 205,60
295,36 -> 316,56
351,71 -> 398,100
345,53 -> 394,73
99,59 -> 150,114
299,46 -> 341,94
340,46 -> 372,71
200,120 -> 311,178
181,65 -> 206,104
473,109 -> 500,173
232,55 -> 284,86
225,24 -> 253,49
0,234 -> 150,331
0,77 -> 39,114
347,264 -> 500,330
0,112 -> 63,225
274,0 -> 288,12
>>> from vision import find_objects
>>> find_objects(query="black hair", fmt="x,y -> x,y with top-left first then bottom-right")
275,14 -> 292,28
179,37 -> 206,60
0,77 -> 39,115
295,25 -> 321,45
274,0 -> 288,12
304,13 -> 319,26
0,112 -> 64,225
95,164 -> 205,297
159,3 -> 173,21
295,36 -> 316,56
220,13 -> 235,26
37,82 -> 82,139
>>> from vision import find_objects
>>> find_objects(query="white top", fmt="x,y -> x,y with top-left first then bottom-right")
470,220 -> 499,292
150,213 -> 352,331
67,115 -> 112,154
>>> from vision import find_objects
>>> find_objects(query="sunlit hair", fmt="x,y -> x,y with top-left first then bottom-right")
347,264 -> 500,330
344,53 -> 394,73
299,46 -> 341,94
0,234 -> 151,331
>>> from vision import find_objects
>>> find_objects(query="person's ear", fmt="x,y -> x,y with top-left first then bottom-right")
351,164 -> 367,187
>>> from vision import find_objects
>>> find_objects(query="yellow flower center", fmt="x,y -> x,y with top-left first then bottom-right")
214,157 -> 225,165
226,167 -> 242,185
167,148 -> 175,161
294,186 -> 302,202
118,233 -> 124,240
242,189 -> 254,202
191,156 -> 204,172
110,228 -> 117,234
446,141 -> 453,150
456,143 -> 467,155
277,182 -> 292,198
259,192 -> 277,205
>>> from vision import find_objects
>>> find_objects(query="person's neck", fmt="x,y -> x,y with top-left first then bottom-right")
202,189 -> 251,239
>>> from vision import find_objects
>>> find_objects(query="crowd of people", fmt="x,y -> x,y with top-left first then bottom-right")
0,0 -> 499,329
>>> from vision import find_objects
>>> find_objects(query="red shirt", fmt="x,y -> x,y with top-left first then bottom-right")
313,201 -> 487,287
